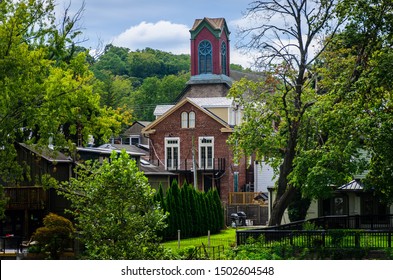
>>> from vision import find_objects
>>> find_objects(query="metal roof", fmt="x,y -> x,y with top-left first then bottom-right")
153,105 -> 174,116
190,17 -> 226,31
19,143 -> 73,163
188,97 -> 233,107
337,180 -> 364,191
77,144 -> 146,157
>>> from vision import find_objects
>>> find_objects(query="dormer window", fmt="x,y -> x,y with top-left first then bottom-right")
181,111 -> 195,128
221,41 -> 227,75
198,40 -> 212,74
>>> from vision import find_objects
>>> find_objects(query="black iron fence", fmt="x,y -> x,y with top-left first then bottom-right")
266,215 -> 393,231
236,215 -> 393,248
236,229 -> 393,249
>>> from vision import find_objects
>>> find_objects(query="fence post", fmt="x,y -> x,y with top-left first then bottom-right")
177,230 -> 181,249
208,230 -> 211,248
355,231 -> 360,247
389,231 -> 392,248
322,231 -> 326,248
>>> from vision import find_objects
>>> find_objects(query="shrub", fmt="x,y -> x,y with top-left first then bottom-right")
32,213 -> 75,259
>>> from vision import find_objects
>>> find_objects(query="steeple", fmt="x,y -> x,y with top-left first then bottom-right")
189,17 -> 231,77
176,18 -> 232,101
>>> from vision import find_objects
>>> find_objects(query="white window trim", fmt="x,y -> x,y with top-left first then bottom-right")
165,137 -> 180,170
199,136 -> 214,170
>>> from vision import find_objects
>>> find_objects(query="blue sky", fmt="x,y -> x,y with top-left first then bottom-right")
55,0 -> 254,67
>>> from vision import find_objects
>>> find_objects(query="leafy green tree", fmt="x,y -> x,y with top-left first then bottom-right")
229,0 -> 344,226
314,0 -> 393,204
92,45 -> 129,76
0,0 -> 125,217
129,73 -> 189,121
58,151 -> 167,259
32,213 -> 75,259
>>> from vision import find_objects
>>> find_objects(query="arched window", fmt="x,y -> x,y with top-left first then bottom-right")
221,41 -> 227,75
189,111 -> 195,128
181,112 -> 188,128
198,40 -> 212,74
181,111 -> 195,128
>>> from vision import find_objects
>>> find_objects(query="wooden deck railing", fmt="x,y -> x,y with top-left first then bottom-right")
229,192 -> 267,205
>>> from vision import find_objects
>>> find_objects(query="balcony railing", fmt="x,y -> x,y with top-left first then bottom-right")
150,158 -> 226,172
4,187 -> 47,210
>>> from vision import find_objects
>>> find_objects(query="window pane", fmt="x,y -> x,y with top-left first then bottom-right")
173,147 -> 178,168
201,147 -> 206,168
189,112 -> 195,128
181,112 -> 188,128
207,146 -> 213,168
198,40 -> 212,74
167,147 -> 172,168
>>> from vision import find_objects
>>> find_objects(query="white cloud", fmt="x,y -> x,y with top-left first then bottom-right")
112,21 -> 190,54
111,20 -> 254,68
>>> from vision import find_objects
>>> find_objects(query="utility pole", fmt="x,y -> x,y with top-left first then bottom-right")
192,136 -> 197,189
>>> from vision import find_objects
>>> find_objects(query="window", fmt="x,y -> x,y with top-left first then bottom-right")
198,40 -> 212,74
221,41 -> 227,75
181,112 -> 188,128
165,138 -> 180,170
199,137 -> 214,169
130,136 -> 140,145
181,111 -> 195,128
189,112 -> 195,128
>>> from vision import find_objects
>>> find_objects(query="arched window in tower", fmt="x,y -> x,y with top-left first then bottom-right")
221,41 -> 227,75
198,40 -> 212,74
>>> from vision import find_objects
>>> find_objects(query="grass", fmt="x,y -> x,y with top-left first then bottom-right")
162,228 -> 237,251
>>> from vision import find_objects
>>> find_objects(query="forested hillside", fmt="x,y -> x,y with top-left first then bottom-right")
90,45 -> 191,121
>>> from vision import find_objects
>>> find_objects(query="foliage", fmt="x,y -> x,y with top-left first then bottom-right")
58,151 -> 167,259
229,0 -> 343,226
91,45 -> 190,121
0,0 -> 126,216
287,189 -> 311,222
315,0 -> 393,204
162,180 -> 224,240
32,213 -> 75,259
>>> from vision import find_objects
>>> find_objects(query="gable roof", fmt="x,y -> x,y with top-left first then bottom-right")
77,144 -> 146,157
143,97 -> 233,134
18,143 -> 73,163
190,17 -> 230,39
189,97 -> 234,108
122,121 -> 151,136
337,179 -> 364,192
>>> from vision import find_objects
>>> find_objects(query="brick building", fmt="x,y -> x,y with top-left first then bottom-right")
142,18 -> 252,203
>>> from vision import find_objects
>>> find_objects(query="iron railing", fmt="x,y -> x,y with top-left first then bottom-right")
151,158 -> 226,172
236,229 -> 393,249
236,215 -> 393,248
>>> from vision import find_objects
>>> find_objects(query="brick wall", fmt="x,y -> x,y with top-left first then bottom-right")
147,101 -> 248,203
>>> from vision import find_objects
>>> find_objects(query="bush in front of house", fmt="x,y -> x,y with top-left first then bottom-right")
32,212 -> 75,259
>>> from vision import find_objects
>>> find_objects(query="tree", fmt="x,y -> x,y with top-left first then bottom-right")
0,0 -> 126,217
314,0 -> 393,204
32,213 -> 75,259
58,151 -> 167,259
229,0 -> 343,225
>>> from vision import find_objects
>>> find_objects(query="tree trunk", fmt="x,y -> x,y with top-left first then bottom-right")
268,122 -> 299,226
268,185 -> 297,226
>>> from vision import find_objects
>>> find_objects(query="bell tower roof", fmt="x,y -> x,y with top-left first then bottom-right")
189,17 -> 231,79
190,17 -> 230,39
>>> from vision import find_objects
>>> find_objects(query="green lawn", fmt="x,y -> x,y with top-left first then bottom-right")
162,228 -> 237,251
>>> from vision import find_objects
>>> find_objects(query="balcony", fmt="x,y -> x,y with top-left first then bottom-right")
4,186 -> 47,210
150,158 -> 226,173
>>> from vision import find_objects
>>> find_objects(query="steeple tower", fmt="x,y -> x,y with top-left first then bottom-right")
189,17 -> 231,77
176,17 -> 232,100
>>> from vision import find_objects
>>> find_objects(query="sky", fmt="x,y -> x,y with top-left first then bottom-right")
55,0 -> 255,67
